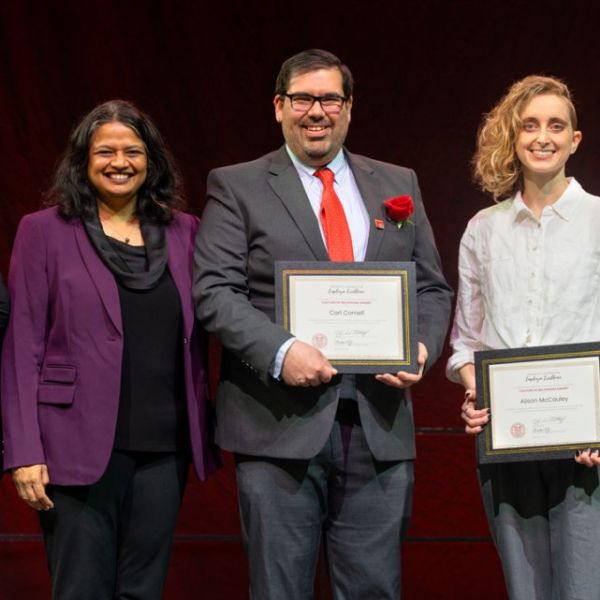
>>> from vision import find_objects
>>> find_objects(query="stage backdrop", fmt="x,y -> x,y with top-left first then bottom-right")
1,1 -> 600,598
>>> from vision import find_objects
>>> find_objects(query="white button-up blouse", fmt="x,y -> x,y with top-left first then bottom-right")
447,178 -> 600,383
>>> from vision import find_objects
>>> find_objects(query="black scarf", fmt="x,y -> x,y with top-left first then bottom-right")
83,210 -> 167,290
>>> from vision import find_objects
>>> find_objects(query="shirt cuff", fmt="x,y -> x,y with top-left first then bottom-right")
270,337 -> 297,380
445,350 -> 475,384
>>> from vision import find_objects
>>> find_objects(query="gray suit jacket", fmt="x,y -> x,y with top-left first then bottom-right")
194,147 -> 452,461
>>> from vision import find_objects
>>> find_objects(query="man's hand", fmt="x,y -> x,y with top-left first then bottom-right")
12,464 -> 54,511
281,340 -> 337,386
375,342 -> 428,389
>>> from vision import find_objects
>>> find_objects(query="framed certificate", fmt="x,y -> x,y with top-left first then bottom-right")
475,342 -> 600,463
275,261 -> 418,374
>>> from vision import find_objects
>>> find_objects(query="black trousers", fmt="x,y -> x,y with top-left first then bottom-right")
39,451 -> 188,600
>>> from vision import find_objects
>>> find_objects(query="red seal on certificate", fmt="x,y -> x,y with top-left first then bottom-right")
510,423 -> 526,438
312,333 -> 328,349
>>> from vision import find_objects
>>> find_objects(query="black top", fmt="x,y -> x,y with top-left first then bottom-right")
83,212 -> 168,290
108,238 -> 188,452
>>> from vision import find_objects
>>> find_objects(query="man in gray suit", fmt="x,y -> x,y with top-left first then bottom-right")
194,49 -> 452,599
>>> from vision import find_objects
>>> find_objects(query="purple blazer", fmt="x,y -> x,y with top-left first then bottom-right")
1,207 -> 218,485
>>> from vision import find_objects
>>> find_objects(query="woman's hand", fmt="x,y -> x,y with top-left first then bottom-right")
461,388 -> 489,434
574,449 -> 600,468
12,464 -> 54,511
457,363 -> 488,434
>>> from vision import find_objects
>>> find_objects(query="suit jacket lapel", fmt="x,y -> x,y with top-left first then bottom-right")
267,147 -> 329,261
73,221 -> 123,334
346,151 -> 386,261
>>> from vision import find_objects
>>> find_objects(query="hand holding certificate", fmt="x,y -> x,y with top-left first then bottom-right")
475,342 -> 600,463
275,261 -> 418,374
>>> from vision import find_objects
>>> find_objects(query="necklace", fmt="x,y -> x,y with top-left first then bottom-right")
100,218 -> 140,244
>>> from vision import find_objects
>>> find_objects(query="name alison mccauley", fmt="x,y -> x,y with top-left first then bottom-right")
520,396 -> 569,404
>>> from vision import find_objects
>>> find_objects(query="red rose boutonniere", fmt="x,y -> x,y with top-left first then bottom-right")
383,195 -> 414,229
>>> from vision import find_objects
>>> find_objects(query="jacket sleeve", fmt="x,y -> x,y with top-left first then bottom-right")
1,215 -> 49,469
193,168 -> 292,383
409,170 -> 454,370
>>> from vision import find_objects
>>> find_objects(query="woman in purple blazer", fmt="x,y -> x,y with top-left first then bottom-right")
1,100 -> 218,599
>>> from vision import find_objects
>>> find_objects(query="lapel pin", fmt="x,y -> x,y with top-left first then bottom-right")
374,219 -> 385,230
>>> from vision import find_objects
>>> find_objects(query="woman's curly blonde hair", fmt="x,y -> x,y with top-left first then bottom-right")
473,75 -> 577,200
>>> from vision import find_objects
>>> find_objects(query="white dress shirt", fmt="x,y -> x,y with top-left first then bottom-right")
286,146 -> 370,261
447,178 -> 600,383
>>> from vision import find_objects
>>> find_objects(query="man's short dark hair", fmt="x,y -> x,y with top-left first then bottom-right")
275,49 -> 354,98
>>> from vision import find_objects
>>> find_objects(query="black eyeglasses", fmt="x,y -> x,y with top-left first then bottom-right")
281,93 -> 348,114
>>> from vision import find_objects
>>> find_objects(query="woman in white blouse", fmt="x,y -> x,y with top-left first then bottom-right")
447,75 -> 600,600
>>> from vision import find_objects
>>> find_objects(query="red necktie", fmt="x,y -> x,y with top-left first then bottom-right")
314,168 -> 354,261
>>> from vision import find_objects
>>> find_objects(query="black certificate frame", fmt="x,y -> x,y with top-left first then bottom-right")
475,342 -> 600,464
275,261 -> 418,374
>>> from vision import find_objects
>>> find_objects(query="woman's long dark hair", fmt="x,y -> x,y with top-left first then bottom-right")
47,100 -> 184,223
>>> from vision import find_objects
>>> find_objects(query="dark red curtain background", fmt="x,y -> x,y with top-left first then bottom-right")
1,1 -> 600,598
